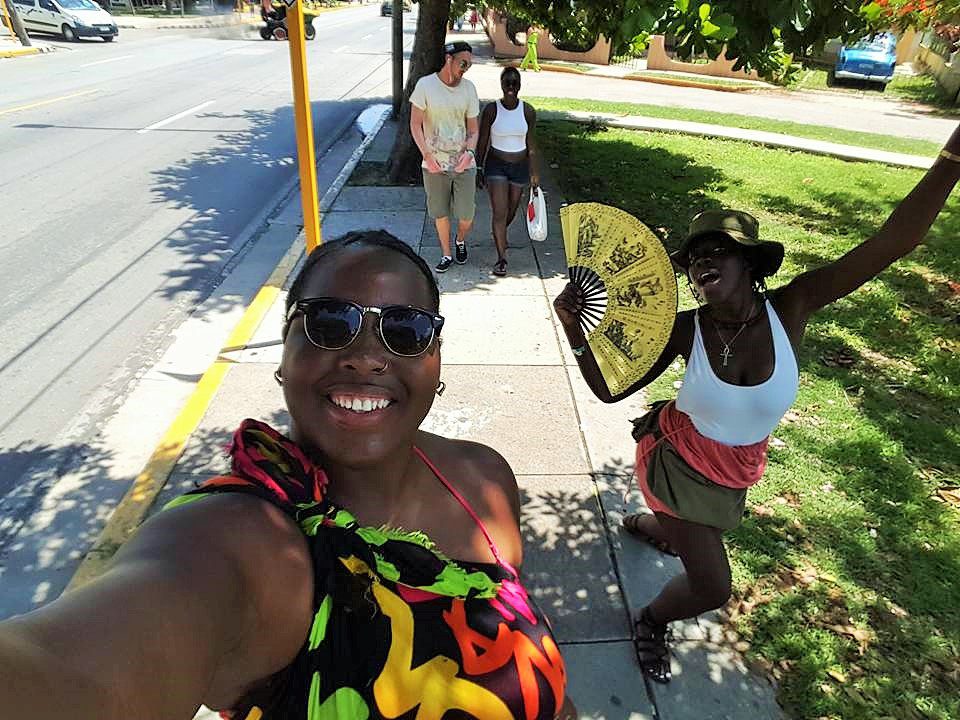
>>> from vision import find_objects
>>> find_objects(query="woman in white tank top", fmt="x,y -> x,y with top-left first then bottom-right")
476,66 -> 540,277
552,129 -> 960,685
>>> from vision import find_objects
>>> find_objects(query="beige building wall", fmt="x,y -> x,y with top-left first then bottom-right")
645,35 -> 761,80
484,10 -> 612,66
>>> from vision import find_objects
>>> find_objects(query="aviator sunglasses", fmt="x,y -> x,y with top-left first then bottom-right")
287,297 -> 445,358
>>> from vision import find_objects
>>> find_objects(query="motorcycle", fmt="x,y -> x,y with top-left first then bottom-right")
260,5 -> 317,41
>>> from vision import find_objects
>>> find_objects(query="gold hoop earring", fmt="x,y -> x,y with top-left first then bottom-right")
436,381 -> 446,397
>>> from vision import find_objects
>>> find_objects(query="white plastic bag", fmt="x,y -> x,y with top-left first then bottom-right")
526,187 -> 548,242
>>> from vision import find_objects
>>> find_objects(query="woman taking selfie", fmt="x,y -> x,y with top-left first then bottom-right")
1,230 -> 575,720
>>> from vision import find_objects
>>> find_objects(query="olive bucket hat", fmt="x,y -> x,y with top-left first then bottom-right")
672,209 -> 784,278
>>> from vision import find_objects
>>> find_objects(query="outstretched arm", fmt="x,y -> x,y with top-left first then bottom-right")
778,123 -> 960,322
0,494 -> 313,720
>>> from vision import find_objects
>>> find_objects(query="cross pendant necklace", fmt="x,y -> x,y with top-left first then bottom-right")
711,301 -> 756,367
719,344 -> 734,367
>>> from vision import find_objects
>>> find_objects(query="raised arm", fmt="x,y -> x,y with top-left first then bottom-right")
777,123 -> 960,323
0,493 -> 313,720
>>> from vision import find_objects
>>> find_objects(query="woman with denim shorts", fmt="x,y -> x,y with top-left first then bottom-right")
477,66 -> 540,276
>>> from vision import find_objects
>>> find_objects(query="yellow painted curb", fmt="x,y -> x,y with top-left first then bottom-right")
67,239 -> 305,590
0,46 -> 41,59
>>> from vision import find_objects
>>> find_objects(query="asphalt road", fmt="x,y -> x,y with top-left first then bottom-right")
0,6 -> 407,531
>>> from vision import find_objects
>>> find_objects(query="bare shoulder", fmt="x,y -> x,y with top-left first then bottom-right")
671,308 -> 696,360
415,432 -> 522,546
765,284 -> 809,345
417,433 -> 518,501
523,101 -> 537,122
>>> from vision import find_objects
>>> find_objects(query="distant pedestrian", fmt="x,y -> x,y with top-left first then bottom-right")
409,40 -> 480,273
477,67 -> 540,276
455,15 -> 464,32
469,8 -> 478,31
520,26 -> 541,71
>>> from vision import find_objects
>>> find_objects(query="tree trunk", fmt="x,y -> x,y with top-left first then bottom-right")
386,0 -> 450,184
4,0 -> 32,46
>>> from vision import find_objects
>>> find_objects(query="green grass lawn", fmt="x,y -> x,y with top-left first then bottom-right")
536,120 -> 960,719
526,96 -> 942,158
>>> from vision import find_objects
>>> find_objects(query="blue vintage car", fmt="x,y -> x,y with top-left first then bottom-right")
834,33 -> 897,86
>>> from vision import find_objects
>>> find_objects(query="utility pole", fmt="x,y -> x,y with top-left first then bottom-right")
391,0 -> 402,117
286,0 -> 321,251
2,0 -> 32,46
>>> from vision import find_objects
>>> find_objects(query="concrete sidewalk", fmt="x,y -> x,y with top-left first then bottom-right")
133,117 -> 785,719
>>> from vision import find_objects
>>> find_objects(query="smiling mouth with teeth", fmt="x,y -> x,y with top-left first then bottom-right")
698,270 -> 721,284
329,395 -> 394,413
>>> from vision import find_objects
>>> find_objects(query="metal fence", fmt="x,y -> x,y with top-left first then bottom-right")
609,54 -> 646,72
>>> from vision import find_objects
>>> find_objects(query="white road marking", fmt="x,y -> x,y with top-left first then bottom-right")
80,54 -> 134,68
223,46 -> 275,56
333,45 -> 349,53
137,100 -> 215,134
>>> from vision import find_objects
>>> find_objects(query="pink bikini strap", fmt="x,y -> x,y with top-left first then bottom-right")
413,446 -> 520,579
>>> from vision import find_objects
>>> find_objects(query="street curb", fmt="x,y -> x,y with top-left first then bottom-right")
65,107 -> 381,590
0,45 -> 52,58
496,58 -> 759,93
541,109 -> 935,170
319,105 -> 390,213
620,72 -> 758,93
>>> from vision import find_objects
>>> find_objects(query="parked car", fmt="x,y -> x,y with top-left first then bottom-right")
379,0 -> 410,16
834,32 -> 897,87
12,0 -> 118,42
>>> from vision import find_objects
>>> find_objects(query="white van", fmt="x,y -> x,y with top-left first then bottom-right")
12,0 -> 119,42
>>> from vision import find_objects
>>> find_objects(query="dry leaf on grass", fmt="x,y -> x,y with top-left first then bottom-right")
827,668 -> 847,683
825,623 -> 873,655
936,487 -> 960,508
820,350 -> 856,368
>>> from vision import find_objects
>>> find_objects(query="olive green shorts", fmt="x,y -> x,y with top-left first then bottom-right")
423,169 -> 477,221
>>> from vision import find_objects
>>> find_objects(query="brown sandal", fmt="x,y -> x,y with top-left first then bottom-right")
634,607 -> 672,683
622,513 -> 679,557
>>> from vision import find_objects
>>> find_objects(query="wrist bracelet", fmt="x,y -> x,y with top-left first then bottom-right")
571,345 -> 586,357
466,148 -> 476,157
939,149 -> 960,163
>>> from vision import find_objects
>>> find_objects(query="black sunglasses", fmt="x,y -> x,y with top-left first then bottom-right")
687,244 -> 735,263
287,297 -> 444,358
